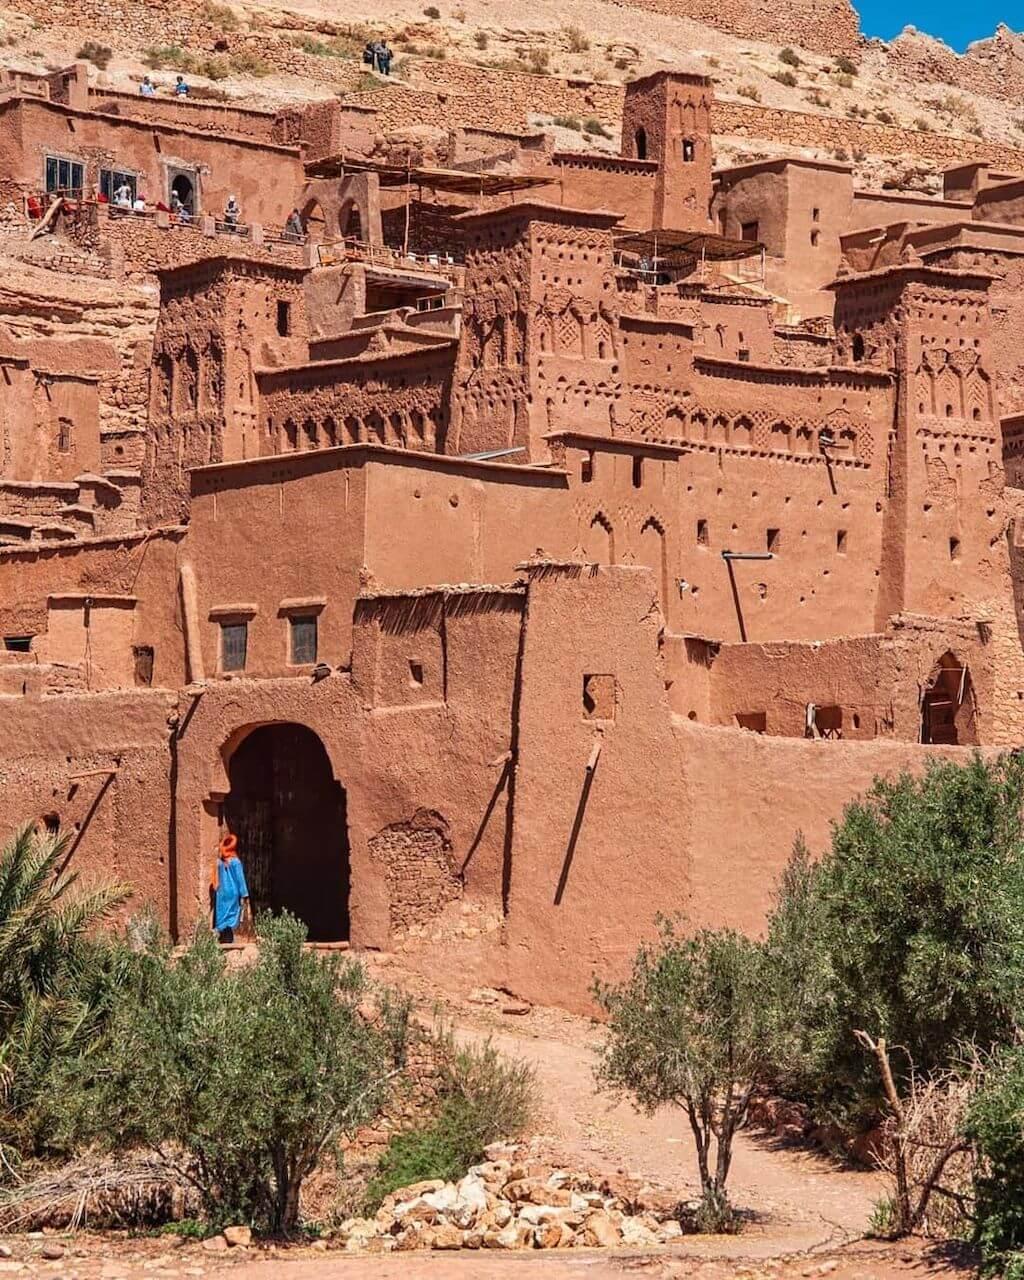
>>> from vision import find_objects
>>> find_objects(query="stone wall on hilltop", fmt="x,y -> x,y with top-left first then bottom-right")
604,0 -> 859,55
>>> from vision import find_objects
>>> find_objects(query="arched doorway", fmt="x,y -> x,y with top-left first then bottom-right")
222,723 -> 350,941
169,171 -> 196,215
921,652 -> 977,745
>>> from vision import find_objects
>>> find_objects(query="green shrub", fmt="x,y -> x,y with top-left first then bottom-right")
874,108 -> 895,124
913,116 -> 932,132
736,82 -> 761,102
834,54 -> 858,74
968,1047 -> 1024,1273
553,114 -> 582,130
364,1027 -> 535,1210
227,50 -> 270,76
779,46 -> 801,67
200,0 -> 239,31
773,70 -> 798,87
82,915 -> 410,1233
143,43 -> 189,70
527,48 -> 550,74
473,31 -> 488,49
76,40 -> 112,68
565,24 -> 589,52
583,117 -> 611,138
833,71 -> 854,89
423,5 -> 440,16
765,756 -> 1024,1126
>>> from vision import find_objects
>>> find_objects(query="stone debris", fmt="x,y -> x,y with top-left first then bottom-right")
333,1143 -> 689,1253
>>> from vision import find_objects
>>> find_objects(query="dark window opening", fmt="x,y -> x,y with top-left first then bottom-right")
289,615 -> 317,664
767,528 -> 781,553
634,126 -> 647,160
837,528 -> 847,553
737,348 -> 750,362
45,155 -> 84,196
133,644 -> 154,686
736,711 -> 766,733
57,417 -> 72,453
220,622 -> 247,672
681,138 -> 695,162
812,206 -> 820,222
632,456 -> 643,488
852,333 -> 865,362
409,659 -> 424,686
810,229 -> 820,247
697,518 -> 709,546
4,635 -> 32,652
276,300 -> 291,337
581,451 -> 593,483
41,812 -> 61,835
741,220 -> 759,242
814,705 -> 843,738
949,536 -> 961,560
99,168 -> 136,204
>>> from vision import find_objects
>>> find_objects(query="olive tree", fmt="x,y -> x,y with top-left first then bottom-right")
85,914 -> 410,1233
593,922 -> 773,1228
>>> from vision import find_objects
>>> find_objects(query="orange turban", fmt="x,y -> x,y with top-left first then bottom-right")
212,833 -> 239,890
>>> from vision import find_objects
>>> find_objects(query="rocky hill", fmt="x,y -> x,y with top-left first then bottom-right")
1,0 -> 1024,190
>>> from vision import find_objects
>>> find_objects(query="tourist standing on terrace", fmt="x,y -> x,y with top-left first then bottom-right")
377,40 -> 393,74
139,75 -> 155,96
211,833 -> 249,944
174,74 -> 190,97
224,195 -> 241,228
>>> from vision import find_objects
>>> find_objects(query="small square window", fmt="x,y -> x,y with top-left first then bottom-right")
220,622 -> 247,672
3,635 -> 32,652
767,528 -> 781,553
741,220 -> 759,242
289,615 -> 317,664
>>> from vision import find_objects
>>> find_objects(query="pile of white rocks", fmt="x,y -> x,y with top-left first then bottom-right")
335,1144 -> 689,1253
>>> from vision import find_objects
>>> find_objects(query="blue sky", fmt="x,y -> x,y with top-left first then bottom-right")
855,0 -> 1013,50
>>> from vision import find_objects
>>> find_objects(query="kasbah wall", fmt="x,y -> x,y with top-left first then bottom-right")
10,29 -> 1024,1015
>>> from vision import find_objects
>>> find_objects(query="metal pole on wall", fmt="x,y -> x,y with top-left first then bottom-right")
403,154 -> 412,257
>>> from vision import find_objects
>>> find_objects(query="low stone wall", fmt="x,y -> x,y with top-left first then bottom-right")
342,60 -> 1024,172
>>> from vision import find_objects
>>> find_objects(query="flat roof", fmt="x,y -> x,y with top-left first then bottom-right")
613,227 -> 762,260
189,442 -> 570,488
304,155 -> 552,194
714,156 -> 852,181
453,200 -> 622,227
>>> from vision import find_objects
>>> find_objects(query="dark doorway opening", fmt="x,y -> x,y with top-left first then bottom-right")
169,171 -> 196,214
921,652 -> 976,745
223,723 -> 350,941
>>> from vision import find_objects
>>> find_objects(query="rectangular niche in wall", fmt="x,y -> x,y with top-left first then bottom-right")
583,673 -> 616,721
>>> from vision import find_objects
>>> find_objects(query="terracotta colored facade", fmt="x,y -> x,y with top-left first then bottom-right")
5,62 -> 1024,1009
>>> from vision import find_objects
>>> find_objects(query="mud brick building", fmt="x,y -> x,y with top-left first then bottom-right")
4,61 -> 1024,1009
